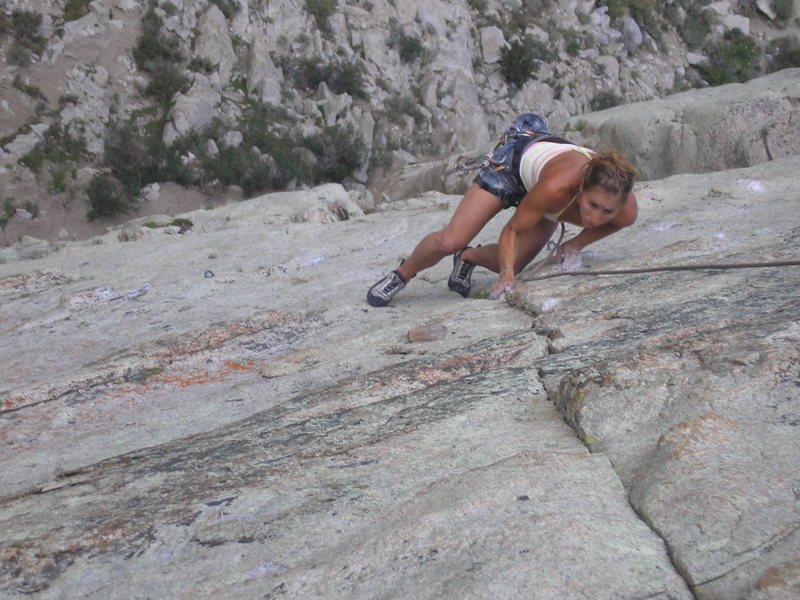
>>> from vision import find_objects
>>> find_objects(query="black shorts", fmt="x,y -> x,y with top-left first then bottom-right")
473,139 -> 530,209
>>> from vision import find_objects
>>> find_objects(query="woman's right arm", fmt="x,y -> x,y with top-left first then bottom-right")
490,186 -> 552,299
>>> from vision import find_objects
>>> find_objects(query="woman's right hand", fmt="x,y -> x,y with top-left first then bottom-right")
489,270 -> 516,300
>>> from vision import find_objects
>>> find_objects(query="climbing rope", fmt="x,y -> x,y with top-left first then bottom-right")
519,257 -> 800,282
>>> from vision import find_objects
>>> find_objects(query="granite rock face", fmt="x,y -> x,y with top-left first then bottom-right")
1,125 -> 799,599
516,158 -> 800,599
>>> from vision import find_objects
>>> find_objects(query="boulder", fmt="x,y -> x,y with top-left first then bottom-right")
479,25 -> 506,64
247,38 -> 283,104
560,69 -> 800,179
163,77 -> 222,144
194,5 -> 237,87
621,17 -> 643,55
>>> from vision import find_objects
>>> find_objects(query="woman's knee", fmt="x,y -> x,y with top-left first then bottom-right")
433,229 -> 471,255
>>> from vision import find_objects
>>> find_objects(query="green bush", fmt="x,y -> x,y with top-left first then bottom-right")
302,124 -> 365,182
603,0 -> 626,19
12,75 -> 46,101
628,0 -> 661,42
133,9 -> 183,69
467,0 -> 488,11
161,1 -> 179,16
563,29 -> 581,56
500,36 -> 543,88
7,44 -> 31,66
210,0 -> 239,19
383,95 -> 426,126
143,59 -> 189,104
87,174 -> 136,220
199,146 -> 273,195
11,10 -> 46,55
699,28 -> 760,85
330,61 -> 367,98
90,117 -> 192,217
132,7 -> 186,103
282,56 -> 367,98
305,0 -> 336,28
678,4 -> 712,49
767,36 -> 800,72
19,124 -> 85,174
773,0 -> 794,20
393,32 -> 424,63
1,198 -> 16,229
63,0 -> 91,22
591,91 -> 624,111
49,164 -> 74,193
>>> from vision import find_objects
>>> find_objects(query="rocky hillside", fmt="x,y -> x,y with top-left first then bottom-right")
1,71 -> 798,597
1,0 -> 798,244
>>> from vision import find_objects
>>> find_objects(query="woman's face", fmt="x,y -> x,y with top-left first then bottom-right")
578,186 -> 623,228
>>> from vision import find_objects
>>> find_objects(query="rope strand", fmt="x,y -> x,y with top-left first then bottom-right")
519,259 -> 800,282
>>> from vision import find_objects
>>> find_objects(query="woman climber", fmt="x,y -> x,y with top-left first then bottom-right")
366,113 -> 639,307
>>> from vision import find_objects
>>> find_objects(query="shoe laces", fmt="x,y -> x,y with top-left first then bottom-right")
456,256 -> 473,280
379,272 -> 404,294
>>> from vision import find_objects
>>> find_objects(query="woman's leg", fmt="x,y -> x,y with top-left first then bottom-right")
461,219 -> 558,273
396,183 -> 503,282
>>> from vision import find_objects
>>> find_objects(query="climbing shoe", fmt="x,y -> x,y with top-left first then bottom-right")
448,247 -> 476,298
367,270 -> 407,307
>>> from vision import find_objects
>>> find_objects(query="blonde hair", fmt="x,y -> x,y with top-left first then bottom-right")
583,149 -> 638,202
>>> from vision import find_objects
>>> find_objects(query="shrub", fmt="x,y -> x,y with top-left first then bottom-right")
11,10 -> 46,55
767,36 -> 800,72
200,146 -> 273,195
63,0 -> 91,22
563,29 -> 581,56
383,96 -> 426,126
132,6 -> 186,103
19,124 -> 85,174
305,0 -> 336,28
0,200 -> 13,229
500,37 -> 541,88
698,28 -> 760,85
161,1 -> 179,16
101,119 -> 190,201
773,0 -> 794,20
393,32 -> 424,63
329,61 -> 367,98
133,9 -> 183,69
467,0 -> 488,10
143,59 -> 189,104
86,174 -> 135,220
301,124 -> 365,182
591,91 -> 624,111
6,44 -> 31,66
679,5 -> 712,49
50,164 -> 74,193
603,0 -> 626,19
628,0 -> 661,42
282,56 -> 367,98
12,75 -> 46,101
211,0 -> 239,19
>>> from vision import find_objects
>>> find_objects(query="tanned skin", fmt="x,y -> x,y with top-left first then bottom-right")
395,150 -> 637,298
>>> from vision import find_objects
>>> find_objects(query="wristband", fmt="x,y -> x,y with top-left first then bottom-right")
500,269 -> 514,275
